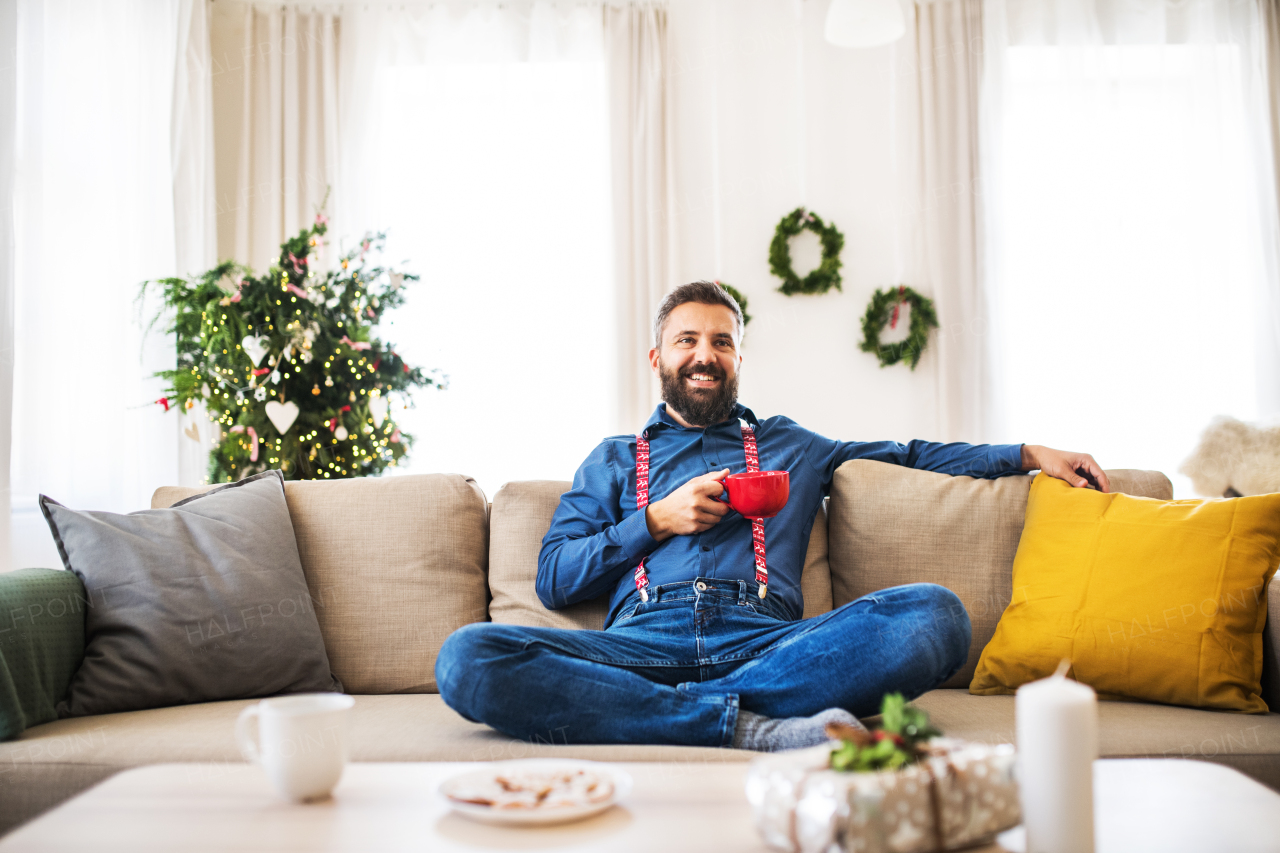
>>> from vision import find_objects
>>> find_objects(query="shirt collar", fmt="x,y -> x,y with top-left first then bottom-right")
641,402 -> 758,437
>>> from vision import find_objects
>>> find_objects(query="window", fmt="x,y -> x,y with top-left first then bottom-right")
365,59 -> 613,500
993,45 -> 1267,496
11,1 -> 182,569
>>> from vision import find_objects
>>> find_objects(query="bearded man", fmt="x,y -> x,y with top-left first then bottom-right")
435,281 -> 1108,751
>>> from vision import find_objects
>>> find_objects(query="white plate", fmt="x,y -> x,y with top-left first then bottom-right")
438,759 -> 633,826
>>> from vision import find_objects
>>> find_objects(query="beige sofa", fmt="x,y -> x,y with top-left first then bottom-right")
2,460 -> 1278,835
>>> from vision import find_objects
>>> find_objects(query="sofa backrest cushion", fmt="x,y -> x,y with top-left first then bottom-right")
488,480 -> 834,630
152,473 -> 489,694
827,461 -> 1172,689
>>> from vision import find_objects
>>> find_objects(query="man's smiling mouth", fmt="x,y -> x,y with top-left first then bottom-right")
685,372 -> 721,388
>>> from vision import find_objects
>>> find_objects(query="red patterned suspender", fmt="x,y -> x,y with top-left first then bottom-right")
632,421 -> 770,602
739,422 -> 769,599
633,433 -> 652,601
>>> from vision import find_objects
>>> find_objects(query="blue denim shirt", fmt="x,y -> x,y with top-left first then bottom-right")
537,403 -> 1025,626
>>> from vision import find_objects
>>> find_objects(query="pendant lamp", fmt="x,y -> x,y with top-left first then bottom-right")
824,0 -> 906,48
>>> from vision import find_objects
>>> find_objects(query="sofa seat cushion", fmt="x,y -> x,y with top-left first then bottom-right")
5,690 -> 1275,775
152,474 -> 490,695
3,691 -> 1279,834
1,694 -> 752,768
911,689 -> 1280,790
0,694 -> 751,835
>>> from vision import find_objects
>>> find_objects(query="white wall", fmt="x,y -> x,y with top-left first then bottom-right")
668,0 -> 944,447
207,0 -> 947,460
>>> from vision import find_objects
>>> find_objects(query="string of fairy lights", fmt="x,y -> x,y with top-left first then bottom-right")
144,215 -> 444,482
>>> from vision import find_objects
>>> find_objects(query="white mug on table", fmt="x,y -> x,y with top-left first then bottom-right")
236,692 -> 355,801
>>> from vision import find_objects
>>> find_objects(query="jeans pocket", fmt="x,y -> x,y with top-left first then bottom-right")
611,601 -> 644,626
740,597 -> 791,622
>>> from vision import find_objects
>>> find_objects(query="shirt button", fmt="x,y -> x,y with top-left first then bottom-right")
701,546 -> 710,552
695,581 -> 708,591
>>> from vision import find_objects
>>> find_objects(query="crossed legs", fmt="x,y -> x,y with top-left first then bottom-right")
434,583 -> 970,748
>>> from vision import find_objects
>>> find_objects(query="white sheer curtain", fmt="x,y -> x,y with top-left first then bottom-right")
11,0 -> 213,569
1255,0 -> 1280,420
0,0 -> 16,571
906,0 -> 990,443
173,0 -> 219,488
605,3 -> 674,435
213,2 -> 339,275
335,3 -> 615,499
982,0 -> 1280,496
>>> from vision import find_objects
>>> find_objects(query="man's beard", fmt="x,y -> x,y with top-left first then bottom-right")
658,358 -> 740,427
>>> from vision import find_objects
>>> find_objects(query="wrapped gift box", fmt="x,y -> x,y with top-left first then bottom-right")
746,738 -> 1020,853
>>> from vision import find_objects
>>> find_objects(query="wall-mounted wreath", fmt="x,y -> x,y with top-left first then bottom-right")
859,285 -> 938,370
769,207 -> 844,296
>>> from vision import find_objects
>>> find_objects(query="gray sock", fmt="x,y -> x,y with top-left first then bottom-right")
731,707 -> 865,752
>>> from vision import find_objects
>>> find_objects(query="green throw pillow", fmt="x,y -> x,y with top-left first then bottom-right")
0,568 -> 86,740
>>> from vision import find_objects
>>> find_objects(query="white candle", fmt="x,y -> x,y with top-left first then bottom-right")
1016,661 -> 1097,853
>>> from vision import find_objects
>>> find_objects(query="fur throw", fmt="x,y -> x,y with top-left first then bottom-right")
1180,416 -> 1280,497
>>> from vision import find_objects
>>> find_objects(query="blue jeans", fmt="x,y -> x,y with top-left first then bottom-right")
435,579 -> 970,748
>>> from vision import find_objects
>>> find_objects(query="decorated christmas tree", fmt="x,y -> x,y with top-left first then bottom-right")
144,214 -> 442,483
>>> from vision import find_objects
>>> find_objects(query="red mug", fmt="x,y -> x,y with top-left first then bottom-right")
721,471 -> 790,519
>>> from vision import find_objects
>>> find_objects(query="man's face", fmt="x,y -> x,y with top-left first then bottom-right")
648,302 -> 742,428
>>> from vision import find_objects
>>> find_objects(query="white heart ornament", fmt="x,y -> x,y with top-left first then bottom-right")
334,425 -> 349,441
369,396 -> 388,428
265,400 -> 300,435
242,336 -> 269,366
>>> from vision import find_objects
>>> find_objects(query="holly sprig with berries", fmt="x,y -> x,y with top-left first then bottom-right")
826,693 -> 942,772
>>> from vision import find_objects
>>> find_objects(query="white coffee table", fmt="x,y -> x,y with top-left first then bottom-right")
0,759 -> 1277,852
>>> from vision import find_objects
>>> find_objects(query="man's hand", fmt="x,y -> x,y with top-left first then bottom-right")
645,469 -> 732,542
1022,444 -> 1110,493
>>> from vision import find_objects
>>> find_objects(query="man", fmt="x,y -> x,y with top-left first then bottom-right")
436,281 -> 1108,751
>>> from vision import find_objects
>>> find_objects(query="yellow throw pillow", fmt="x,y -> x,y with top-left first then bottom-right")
970,473 -> 1280,713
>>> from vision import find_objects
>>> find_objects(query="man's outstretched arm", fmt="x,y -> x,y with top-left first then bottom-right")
804,424 -> 1109,491
810,433 -> 1023,481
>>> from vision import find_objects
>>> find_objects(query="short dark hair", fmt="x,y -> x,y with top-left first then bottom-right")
652,280 -> 744,349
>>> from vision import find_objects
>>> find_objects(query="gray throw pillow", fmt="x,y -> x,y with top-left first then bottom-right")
40,469 -> 342,717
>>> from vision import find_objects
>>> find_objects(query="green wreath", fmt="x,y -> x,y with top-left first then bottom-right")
716,281 -> 752,326
769,207 -> 845,296
859,285 -> 938,370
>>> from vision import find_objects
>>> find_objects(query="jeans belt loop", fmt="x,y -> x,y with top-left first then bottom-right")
737,580 -> 747,605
